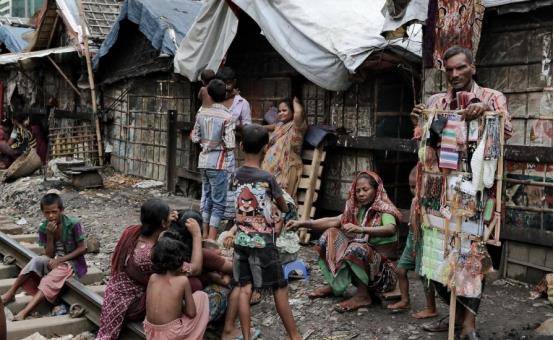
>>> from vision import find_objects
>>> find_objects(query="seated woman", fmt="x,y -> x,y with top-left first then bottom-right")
262,97 -> 307,196
0,113 -> 37,168
287,171 -> 402,312
96,199 -> 196,340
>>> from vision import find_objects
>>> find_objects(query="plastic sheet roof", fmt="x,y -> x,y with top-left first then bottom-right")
0,26 -> 34,53
93,0 -> 203,69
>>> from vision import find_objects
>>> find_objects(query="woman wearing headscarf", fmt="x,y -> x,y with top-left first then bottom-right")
287,171 -> 401,312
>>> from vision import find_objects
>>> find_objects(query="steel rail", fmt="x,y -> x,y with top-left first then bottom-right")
0,231 -> 145,339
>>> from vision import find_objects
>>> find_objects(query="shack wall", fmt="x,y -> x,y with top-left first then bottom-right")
103,75 -> 194,181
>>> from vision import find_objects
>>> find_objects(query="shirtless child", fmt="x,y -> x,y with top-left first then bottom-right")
144,237 -> 210,340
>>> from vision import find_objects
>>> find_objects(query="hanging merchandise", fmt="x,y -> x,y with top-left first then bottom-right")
483,116 -> 500,188
470,127 -> 487,193
449,243 -> 493,298
439,114 -> 465,170
422,173 -> 444,211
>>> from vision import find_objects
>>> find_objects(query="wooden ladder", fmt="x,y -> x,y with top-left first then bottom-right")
296,146 -> 326,244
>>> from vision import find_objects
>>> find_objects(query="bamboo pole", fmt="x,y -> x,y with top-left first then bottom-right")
77,0 -> 103,165
47,56 -> 81,96
448,194 -> 463,340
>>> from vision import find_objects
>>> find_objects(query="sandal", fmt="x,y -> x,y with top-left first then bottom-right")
69,303 -> 86,318
250,291 -> 262,306
422,316 -> 462,332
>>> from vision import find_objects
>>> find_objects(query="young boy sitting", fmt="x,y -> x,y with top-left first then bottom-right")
191,79 -> 236,240
222,124 -> 301,340
1,193 -> 87,320
144,237 -> 210,340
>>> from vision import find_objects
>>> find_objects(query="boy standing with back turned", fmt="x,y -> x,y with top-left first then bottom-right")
223,124 -> 301,340
191,79 -> 235,240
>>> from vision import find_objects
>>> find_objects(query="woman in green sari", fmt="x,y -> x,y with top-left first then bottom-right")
287,171 -> 401,312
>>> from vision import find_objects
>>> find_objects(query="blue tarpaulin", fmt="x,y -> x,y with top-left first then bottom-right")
93,0 -> 203,69
0,26 -> 33,53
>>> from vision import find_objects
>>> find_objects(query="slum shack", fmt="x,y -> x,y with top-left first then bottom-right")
94,0 -> 203,191
0,0 -> 120,166
174,0 -> 422,218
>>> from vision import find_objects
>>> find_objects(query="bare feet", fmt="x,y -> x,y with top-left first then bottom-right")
387,300 -> 410,311
13,312 -> 26,321
308,286 -> 333,299
334,294 -> 372,313
412,307 -> 438,319
1,293 -> 14,304
220,327 -> 242,340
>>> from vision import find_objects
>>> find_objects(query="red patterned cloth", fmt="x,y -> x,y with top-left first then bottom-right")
433,0 -> 485,70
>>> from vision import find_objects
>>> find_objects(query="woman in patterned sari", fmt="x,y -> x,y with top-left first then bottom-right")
286,171 -> 402,312
262,97 -> 307,196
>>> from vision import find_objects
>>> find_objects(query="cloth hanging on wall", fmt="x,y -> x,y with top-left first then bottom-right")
433,0 -> 485,70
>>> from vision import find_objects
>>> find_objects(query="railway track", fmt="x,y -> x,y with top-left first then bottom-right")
0,215 -> 145,340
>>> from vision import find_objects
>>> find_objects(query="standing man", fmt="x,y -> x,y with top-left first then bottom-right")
410,45 -> 512,340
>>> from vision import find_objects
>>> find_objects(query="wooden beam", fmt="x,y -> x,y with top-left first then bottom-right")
46,15 -> 59,48
46,56 -> 80,97
166,110 -> 177,192
334,136 -> 552,163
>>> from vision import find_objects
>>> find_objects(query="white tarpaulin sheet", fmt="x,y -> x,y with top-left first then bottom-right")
0,46 -> 77,65
174,0 -> 421,91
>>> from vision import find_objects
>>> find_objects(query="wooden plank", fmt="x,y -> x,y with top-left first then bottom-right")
302,164 -> 323,177
166,110 -> 177,192
298,177 -> 321,190
297,191 -> 318,204
332,136 -> 552,164
302,149 -> 326,162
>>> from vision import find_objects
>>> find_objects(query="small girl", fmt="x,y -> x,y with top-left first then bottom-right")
144,237 -> 210,340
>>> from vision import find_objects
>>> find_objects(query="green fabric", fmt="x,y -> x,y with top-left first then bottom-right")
318,258 -> 368,296
369,213 -> 398,246
397,230 -> 422,273
38,215 -> 83,248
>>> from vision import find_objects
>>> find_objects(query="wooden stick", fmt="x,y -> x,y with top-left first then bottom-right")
77,0 -> 103,165
494,114 -> 505,244
299,146 -> 324,243
46,56 -> 81,96
422,109 -> 504,118
448,212 -> 463,340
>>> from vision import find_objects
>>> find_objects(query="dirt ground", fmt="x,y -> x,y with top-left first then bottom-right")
0,173 -> 551,340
